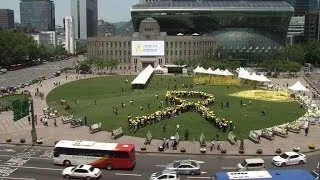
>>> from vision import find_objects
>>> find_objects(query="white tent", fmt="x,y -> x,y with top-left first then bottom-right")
131,65 -> 154,86
212,68 -> 223,75
248,72 -> 259,81
288,81 -> 309,92
257,74 -> 271,82
238,69 -> 250,79
205,67 -> 214,74
193,66 -> 202,73
223,69 -> 234,76
154,65 -> 164,74
199,67 -> 206,74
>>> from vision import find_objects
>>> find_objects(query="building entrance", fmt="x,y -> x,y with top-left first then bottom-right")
142,62 -> 155,69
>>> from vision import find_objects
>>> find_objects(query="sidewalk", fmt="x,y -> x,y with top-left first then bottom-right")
0,74 -> 319,155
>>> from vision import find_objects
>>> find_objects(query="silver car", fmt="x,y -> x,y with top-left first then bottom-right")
165,160 -> 201,176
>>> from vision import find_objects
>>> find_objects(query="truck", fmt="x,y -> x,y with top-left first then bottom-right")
214,169 -> 315,180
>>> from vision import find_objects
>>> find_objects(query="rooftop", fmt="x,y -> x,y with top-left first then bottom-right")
132,1 -> 294,12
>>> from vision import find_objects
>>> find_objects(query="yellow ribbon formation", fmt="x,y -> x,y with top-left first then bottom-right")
128,91 -> 233,133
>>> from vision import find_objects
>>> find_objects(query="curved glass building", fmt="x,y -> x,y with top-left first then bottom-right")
131,1 -> 294,59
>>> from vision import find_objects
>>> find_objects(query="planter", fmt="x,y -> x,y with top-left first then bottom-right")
20,138 -> 26,143
256,149 -> 263,154
276,148 -> 282,154
6,138 -> 12,143
238,149 -> 244,154
36,139 -> 43,144
180,148 -> 186,153
200,148 -> 206,153
158,146 -> 164,152
308,144 -> 315,150
140,146 -> 146,151
293,146 -> 300,152
221,149 -> 227,154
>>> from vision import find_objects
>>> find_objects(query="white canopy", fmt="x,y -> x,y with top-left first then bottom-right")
212,68 -> 223,75
257,74 -> 271,82
177,33 -> 184,36
193,66 -> 202,73
198,67 -> 206,73
131,65 -> 154,85
288,81 -> 309,92
154,65 -> 164,71
205,67 -> 214,74
223,69 -> 234,76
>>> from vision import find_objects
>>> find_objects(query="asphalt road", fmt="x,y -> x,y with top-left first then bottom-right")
0,144 -> 318,180
0,59 -> 77,88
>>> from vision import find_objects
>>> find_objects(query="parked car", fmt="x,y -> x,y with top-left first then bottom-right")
61,164 -> 101,179
150,171 -> 180,180
272,151 -> 306,167
165,160 -> 201,176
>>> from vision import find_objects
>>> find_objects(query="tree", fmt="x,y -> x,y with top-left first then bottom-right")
304,41 -> 320,66
0,30 -> 38,67
108,59 -> 119,73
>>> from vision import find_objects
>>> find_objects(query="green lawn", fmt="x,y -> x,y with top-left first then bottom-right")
46,75 -> 305,141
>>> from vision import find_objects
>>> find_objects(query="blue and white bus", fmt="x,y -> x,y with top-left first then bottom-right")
215,169 -> 316,180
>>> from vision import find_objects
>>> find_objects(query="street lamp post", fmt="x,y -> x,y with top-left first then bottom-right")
30,99 -> 37,143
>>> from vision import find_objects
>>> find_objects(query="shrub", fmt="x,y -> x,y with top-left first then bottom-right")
20,138 -> 26,143
6,138 -> 12,143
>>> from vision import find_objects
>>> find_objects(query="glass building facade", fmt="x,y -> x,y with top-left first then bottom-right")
71,0 -> 98,40
132,1 -> 293,60
20,0 -> 55,31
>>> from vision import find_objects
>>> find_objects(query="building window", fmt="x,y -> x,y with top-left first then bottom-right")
111,51 -> 113,55
111,42 -> 113,47
119,42 -> 121,48
119,50 -> 122,56
184,42 -> 186,46
175,50 -> 177,55
171,50 -> 173,56
189,50 -> 191,55
115,50 -> 117,56
171,42 -> 173,47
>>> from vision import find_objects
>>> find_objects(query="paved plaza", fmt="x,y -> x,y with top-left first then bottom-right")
0,72 -> 320,155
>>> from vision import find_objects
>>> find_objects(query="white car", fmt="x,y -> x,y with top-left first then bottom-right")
150,171 -> 180,180
272,151 -> 306,167
61,164 -> 101,179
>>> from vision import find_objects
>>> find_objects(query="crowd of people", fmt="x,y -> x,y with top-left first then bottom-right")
127,90 -> 221,132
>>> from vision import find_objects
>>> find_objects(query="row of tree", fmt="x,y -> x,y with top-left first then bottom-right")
78,59 -> 120,74
0,30 -> 67,68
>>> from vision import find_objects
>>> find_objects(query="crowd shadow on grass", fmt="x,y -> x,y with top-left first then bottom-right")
46,75 -> 305,141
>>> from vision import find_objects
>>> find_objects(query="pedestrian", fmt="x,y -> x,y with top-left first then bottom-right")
65,76 -> 67,80
54,118 -> 57,127
305,127 -> 309,136
28,116 -> 31,125
221,102 -> 224,109
176,124 -> 180,132
84,116 -> 87,125
121,102 -> 124,108
210,138 -> 215,151
240,100 -> 243,106
115,108 -> 118,115
148,103 -> 151,109
156,93 -> 159,99
166,138 -> 170,149
163,125 -> 166,133
226,101 -> 229,108
140,105 -> 144,111
261,110 -> 265,116
216,140 -> 220,150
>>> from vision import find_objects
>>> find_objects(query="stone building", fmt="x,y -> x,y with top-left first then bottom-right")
87,18 -> 217,73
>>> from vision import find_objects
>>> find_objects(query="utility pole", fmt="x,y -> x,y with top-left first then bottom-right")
30,99 -> 37,143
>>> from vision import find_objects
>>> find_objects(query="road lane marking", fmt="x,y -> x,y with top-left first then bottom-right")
201,171 -> 208,174
220,167 -> 236,170
0,167 -> 17,177
0,155 -> 51,160
187,177 -> 212,179
155,165 -> 166,167
0,177 -> 36,180
0,165 -> 62,171
0,150 -> 15,153
115,173 -> 142,177
187,160 -> 205,164
4,158 -> 30,166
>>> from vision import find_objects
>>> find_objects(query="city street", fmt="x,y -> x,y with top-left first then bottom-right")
0,59 -> 76,88
0,144 -> 318,180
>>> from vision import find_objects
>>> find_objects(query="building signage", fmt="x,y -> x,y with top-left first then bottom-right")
132,41 -> 165,56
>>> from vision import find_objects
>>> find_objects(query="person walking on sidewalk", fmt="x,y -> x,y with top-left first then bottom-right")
54,118 -> 57,127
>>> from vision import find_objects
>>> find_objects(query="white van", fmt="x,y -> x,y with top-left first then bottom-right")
237,158 -> 265,171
